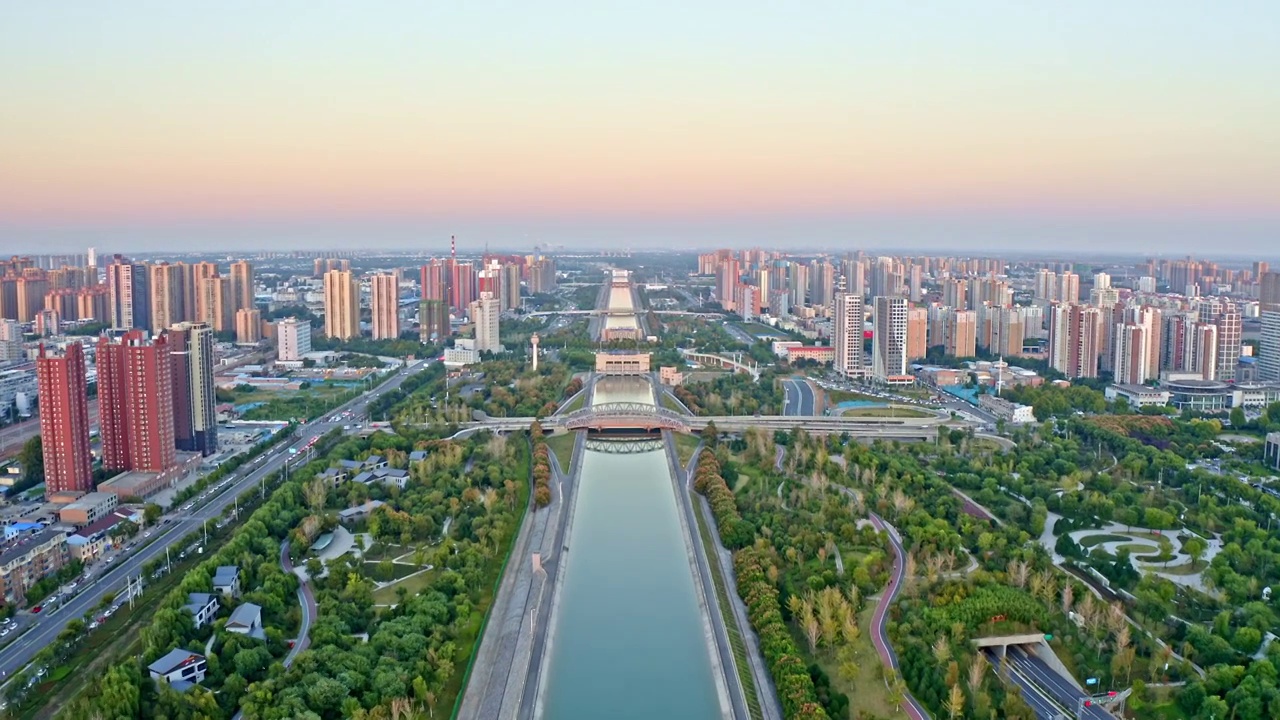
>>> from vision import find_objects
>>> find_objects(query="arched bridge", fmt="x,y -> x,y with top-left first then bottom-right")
561,402 -> 690,432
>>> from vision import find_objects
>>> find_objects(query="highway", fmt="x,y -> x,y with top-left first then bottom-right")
0,360 -> 427,683
1005,646 -> 1112,719
781,378 -> 817,417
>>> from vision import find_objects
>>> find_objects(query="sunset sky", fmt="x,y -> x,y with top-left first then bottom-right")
1,1 -> 1277,254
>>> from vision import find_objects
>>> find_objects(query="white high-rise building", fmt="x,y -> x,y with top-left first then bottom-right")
470,292 -> 501,353
833,292 -> 864,378
872,296 -> 908,382
1259,311 -> 1280,382
277,317 -> 312,362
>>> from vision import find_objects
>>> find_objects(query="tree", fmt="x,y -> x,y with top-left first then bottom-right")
143,503 -> 163,526
16,435 -> 44,491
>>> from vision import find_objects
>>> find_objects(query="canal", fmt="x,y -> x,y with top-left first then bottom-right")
604,285 -> 640,333
538,375 -> 723,719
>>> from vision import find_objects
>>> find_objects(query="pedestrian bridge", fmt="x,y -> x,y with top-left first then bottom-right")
561,402 -> 690,433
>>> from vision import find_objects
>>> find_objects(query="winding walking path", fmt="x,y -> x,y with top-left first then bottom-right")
281,541 -> 316,667
867,512 -> 930,720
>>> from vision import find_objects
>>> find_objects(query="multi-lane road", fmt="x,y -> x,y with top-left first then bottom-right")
781,378 -> 817,417
0,360 -> 426,683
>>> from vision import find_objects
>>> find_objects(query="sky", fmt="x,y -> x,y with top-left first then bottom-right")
1,1 -> 1277,256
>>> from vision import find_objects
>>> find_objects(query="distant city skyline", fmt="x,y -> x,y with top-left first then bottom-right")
3,2 -> 1277,254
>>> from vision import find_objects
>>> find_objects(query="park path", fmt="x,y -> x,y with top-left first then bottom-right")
866,512 -> 930,720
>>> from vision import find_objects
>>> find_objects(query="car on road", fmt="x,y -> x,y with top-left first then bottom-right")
144,531 -> 152,538
31,606 -> 41,613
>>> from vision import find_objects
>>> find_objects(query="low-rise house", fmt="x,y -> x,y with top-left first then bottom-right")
318,468 -> 348,487
351,468 -> 409,489
184,592 -> 220,628
148,649 -> 208,691
408,450 -> 429,463
338,500 -> 386,524
212,566 -> 240,598
226,602 -> 265,639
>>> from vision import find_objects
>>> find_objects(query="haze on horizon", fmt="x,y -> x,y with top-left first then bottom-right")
1,1 -> 1277,256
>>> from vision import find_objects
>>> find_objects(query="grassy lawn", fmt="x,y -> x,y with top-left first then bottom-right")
799,605 -> 899,719
363,560 -> 427,583
560,393 -> 586,414
690,495 -> 764,720
840,406 -> 932,418
1114,542 -> 1162,557
1077,533 -> 1132,548
1128,531 -> 1175,554
372,568 -> 438,604
546,432 -> 577,473
660,392 -> 685,413
1144,559 -> 1209,575
674,433 -> 701,466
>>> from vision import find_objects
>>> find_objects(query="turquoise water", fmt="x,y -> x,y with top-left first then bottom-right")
539,446 -> 720,720
539,373 -> 720,720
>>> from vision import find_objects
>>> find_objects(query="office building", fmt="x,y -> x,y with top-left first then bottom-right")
229,261 -> 254,313
872,296 -> 908,382
169,322 -> 218,456
36,343 -> 93,499
234,308 -> 262,344
833,292 -> 864,378
276,318 -> 311,362
323,270 -> 360,340
97,331 -> 177,473
469,292 -> 500,353
369,273 -> 400,340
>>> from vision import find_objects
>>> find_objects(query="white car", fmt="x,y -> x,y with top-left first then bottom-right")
144,531 -> 152,538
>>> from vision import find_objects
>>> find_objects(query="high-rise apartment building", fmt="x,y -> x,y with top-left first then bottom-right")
323,270 -> 360,340
234,308 -> 262,344
1048,303 -> 1103,378
1259,311 -> 1280,382
1057,272 -> 1080,305
420,261 -> 449,303
369,273 -> 400,340
169,322 -> 218,456
107,258 -> 151,331
470,292 -> 500,353
97,331 -> 176,473
1113,323 -> 1151,385
419,299 -> 450,343
716,258 -> 741,312
942,279 -> 967,311
277,317 -> 312,361
451,262 -> 477,311
906,307 -> 929,361
808,261 -> 835,308
1198,299 -> 1242,381
36,343 -> 93,499
833,293 -> 864,378
502,263 -> 522,311
1261,271 -> 1280,312
872,296 -> 908,382
198,276 -> 233,333
945,310 -> 978,358
229,261 -> 254,313
149,262 -> 186,333
788,263 -> 808,308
